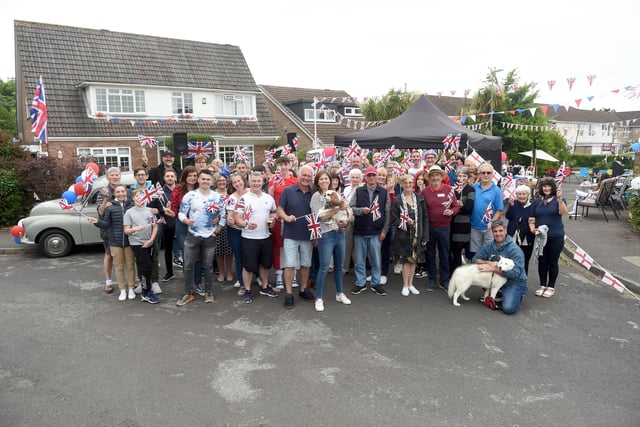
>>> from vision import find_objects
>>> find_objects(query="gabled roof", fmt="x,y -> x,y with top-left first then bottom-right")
260,84 -> 359,145
14,20 -> 277,139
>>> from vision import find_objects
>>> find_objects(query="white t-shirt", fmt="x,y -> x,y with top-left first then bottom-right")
235,191 -> 276,240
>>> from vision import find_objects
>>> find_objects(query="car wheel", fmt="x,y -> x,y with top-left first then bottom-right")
39,229 -> 73,257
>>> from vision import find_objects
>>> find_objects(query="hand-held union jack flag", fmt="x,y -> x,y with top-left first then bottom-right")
243,205 -> 253,229
398,207 -> 410,231
346,139 -> 361,159
138,135 -> 159,148
234,146 -> 249,162
482,201 -> 494,224
442,188 -> 456,209
306,213 -> 323,240
555,161 -> 566,185
29,77 -> 48,143
59,199 -> 75,211
370,195 -> 381,221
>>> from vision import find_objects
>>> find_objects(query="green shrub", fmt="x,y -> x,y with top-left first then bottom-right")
0,169 -> 31,226
628,192 -> 640,234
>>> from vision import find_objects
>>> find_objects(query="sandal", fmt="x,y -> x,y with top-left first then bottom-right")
105,284 -> 113,293
535,286 -> 547,297
542,287 -> 555,298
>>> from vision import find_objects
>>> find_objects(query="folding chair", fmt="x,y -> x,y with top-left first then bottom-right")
578,167 -> 589,182
576,178 -> 619,222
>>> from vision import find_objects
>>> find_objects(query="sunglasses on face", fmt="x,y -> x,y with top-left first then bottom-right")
479,171 -> 493,175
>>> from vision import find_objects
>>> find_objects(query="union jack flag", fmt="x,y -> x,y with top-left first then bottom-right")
481,201 -> 494,224
221,195 -> 233,210
442,188 -> 456,209
83,168 -> 98,192
135,183 -> 164,205
555,162 -> 566,185
390,165 -> 403,177
398,207 -> 410,231
281,144 -> 292,155
346,139 -> 361,159
315,155 -> 328,170
29,77 -> 48,143
341,168 -> 351,186
401,151 -> 412,169
454,181 -> 464,193
138,135 -> 159,148
234,146 -> 249,163
273,170 -> 284,186
370,195 -> 381,221
59,199 -> 75,211
450,133 -> 461,153
243,205 -> 253,229
264,149 -> 275,166
291,136 -> 299,151
442,134 -> 453,152
184,141 -> 213,158
444,160 -> 455,173
306,213 -> 323,240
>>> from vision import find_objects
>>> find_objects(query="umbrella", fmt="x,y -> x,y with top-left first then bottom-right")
518,149 -> 559,162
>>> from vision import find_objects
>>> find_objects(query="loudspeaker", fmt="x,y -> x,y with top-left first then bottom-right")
173,132 -> 188,156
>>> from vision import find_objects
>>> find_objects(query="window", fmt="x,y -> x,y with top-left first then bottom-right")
218,145 -> 254,166
96,88 -> 145,114
172,92 -> 193,114
77,147 -> 131,171
214,94 -> 255,117
304,108 -> 336,122
343,107 -> 362,116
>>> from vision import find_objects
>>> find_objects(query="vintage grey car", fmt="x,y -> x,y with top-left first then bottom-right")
18,171 -> 135,257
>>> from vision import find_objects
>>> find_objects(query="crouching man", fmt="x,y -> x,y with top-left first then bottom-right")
472,220 -> 527,314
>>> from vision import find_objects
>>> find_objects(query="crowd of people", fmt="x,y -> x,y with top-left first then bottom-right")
88,146 -> 569,314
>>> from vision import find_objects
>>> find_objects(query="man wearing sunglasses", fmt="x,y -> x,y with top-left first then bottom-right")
469,163 -> 503,258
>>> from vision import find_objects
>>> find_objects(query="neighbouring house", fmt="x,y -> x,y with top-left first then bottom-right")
14,20 -> 279,173
260,85 -> 363,155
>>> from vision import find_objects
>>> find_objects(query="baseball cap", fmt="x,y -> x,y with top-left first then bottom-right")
161,150 -> 175,157
364,166 -> 377,176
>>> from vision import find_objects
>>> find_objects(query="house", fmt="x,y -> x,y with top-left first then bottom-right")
14,20 -> 279,173
259,85 -> 363,153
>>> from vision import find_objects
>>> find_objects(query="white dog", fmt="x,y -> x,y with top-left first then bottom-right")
447,256 -> 515,307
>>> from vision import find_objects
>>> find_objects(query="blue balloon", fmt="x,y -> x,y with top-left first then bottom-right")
13,237 -> 20,244
631,142 -> 640,152
62,190 -> 77,204
75,175 -> 84,183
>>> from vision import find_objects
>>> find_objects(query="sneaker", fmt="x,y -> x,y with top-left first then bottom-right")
204,292 -> 214,304
237,288 -> 246,296
393,262 -> 402,275
161,273 -> 174,282
408,286 -> 420,295
233,280 -> 241,288
415,269 -> 428,279
176,294 -> 195,306
426,286 -> 435,293
401,287 -> 410,297
173,257 -> 183,267
141,291 -> 160,304
152,282 -> 162,295
380,275 -> 388,285
335,293 -> 351,305
118,290 -> 127,301
194,285 -> 206,297
292,278 -> 299,288
134,284 -> 143,294
128,288 -> 136,300
284,294 -> 294,309
350,285 -> 367,295
438,283 -> 448,291
299,289 -> 315,301
315,299 -> 325,312
495,291 -> 503,303
275,280 -> 284,290
242,290 -> 253,304
370,285 -> 387,296
259,286 -> 279,298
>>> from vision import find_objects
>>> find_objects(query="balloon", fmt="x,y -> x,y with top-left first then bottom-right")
501,151 -> 507,163
86,162 -> 99,174
75,175 -> 84,183
631,142 -> 640,152
13,237 -> 21,245
11,225 -> 25,238
68,185 -> 75,192
73,182 -> 86,195
62,190 -> 77,204
323,146 -> 335,158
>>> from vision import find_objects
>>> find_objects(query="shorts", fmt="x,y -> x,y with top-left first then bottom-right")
242,237 -> 273,273
102,237 -> 111,256
470,228 -> 492,253
283,239 -> 313,268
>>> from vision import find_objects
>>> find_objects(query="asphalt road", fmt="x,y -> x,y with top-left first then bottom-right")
0,248 -> 638,427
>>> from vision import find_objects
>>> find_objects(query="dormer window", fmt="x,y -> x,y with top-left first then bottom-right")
304,108 -> 336,122
96,88 -> 145,114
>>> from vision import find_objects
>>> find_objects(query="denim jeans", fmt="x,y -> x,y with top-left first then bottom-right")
500,281 -> 528,314
174,221 -> 187,260
354,234 -> 381,286
316,230 -> 345,298
427,226 -> 451,288
226,226 -> 244,287
183,233 -> 215,294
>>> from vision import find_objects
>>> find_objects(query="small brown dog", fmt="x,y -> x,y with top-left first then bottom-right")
320,190 -> 349,229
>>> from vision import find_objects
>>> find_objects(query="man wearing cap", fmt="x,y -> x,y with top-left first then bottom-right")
349,166 -> 391,296
148,150 -> 181,187
470,162 -> 504,258
423,149 -> 450,185
421,165 -> 459,291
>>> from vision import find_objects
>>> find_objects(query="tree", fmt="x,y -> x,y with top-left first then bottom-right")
360,89 -> 417,122
0,78 -> 17,137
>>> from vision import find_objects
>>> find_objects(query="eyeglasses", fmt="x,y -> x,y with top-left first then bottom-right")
479,171 -> 493,175
135,173 -> 147,177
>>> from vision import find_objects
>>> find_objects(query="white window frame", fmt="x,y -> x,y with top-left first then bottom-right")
172,92 -> 194,115
304,108 -> 336,122
96,88 -> 145,114
213,94 -> 256,118
343,107 -> 362,116
217,145 -> 254,166
77,146 -> 132,171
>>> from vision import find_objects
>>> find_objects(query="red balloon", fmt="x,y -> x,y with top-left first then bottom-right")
11,225 -> 25,238
73,182 -> 86,195
323,146 -> 335,158
501,151 -> 507,163
86,162 -> 99,174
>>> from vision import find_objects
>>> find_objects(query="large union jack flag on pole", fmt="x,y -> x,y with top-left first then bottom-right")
29,77 -> 48,143
138,135 -> 159,148
184,141 -> 213,159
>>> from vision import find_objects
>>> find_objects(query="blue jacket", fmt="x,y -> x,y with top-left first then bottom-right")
472,235 -> 528,288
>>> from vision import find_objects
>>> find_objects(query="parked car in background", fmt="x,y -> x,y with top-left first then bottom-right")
18,171 -> 135,257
